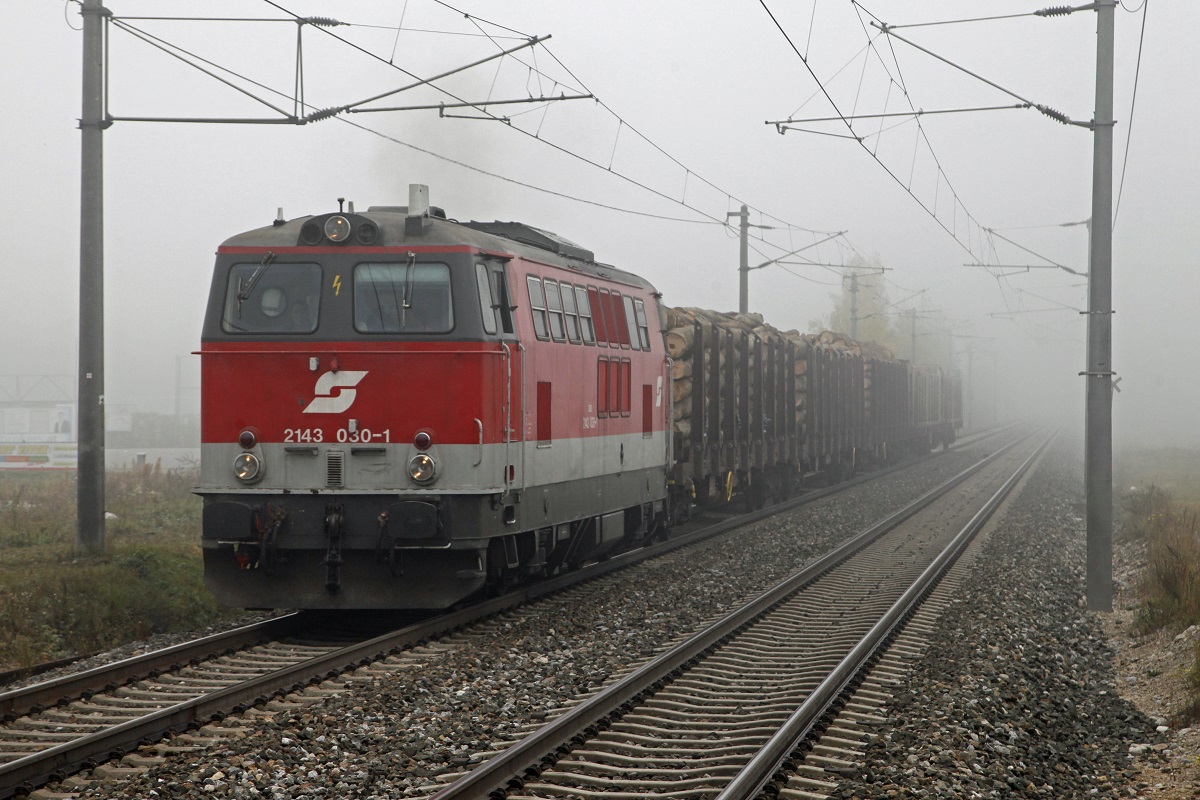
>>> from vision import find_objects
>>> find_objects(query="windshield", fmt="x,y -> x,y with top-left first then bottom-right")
354,261 -> 454,333
222,262 -> 321,334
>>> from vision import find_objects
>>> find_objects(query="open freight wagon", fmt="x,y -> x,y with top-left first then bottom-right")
664,308 -> 961,516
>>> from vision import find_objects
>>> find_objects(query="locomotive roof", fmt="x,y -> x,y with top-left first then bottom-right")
220,207 -> 658,293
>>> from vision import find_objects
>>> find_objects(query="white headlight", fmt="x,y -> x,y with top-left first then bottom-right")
233,452 -> 262,483
324,215 -> 352,242
407,453 -> 437,484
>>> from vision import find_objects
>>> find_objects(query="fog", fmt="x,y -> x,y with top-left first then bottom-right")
2,1 -> 1196,448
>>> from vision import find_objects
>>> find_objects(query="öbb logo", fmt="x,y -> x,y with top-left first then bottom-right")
303,371 -> 368,414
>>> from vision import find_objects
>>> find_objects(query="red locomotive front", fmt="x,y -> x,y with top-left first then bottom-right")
199,187 -> 671,609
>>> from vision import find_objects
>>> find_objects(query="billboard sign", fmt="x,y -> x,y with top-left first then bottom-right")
0,442 -> 78,469
0,404 -> 77,469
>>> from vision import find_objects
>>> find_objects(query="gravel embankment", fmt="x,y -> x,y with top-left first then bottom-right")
54,441 -> 1164,800
829,449 -> 1164,799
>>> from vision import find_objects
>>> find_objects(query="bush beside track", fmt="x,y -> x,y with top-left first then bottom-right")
1115,448 -> 1200,726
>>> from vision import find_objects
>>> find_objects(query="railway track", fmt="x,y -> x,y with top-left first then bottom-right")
425,433 -> 1048,800
0,615 -> 352,798
0,430 -> 1024,799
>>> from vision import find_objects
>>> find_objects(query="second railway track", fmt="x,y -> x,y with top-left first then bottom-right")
428,432 -> 1049,800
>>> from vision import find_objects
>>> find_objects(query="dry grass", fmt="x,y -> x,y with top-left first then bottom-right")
0,463 -> 244,669
1131,493 -> 1200,632
1118,455 -> 1200,725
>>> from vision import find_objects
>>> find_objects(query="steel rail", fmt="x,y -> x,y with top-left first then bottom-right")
0,614 -> 304,721
0,654 -> 99,689
0,613 -> 444,797
427,434 -> 1030,800
515,425 -> 1023,606
717,434 -> 1052,800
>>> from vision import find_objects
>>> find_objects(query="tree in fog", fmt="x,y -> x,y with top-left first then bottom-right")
809,253 -> 900,353
909,310 -> 957,372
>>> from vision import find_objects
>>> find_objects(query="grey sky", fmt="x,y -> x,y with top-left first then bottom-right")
2,0 -> 1194,446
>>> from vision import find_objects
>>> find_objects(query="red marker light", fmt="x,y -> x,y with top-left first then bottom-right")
413,431 -> 432,451
239,430 -> 257,450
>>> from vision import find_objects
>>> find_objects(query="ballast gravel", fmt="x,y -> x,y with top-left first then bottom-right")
57,441 -> 1164,800
828,448 -> 1163,799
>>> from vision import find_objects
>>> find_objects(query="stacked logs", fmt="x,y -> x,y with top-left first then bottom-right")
665,308 -> 763,437
664,307 -> 895,438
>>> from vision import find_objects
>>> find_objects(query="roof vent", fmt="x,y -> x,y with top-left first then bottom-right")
367,205 -> 446,218
462,221 -> 594,262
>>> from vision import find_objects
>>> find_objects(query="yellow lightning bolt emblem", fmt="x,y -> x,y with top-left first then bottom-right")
333,275 -> 342,296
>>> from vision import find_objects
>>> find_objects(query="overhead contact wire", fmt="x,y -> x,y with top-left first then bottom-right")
1113,0 -> 1148,228
774,0 -> 982,260
264,0 -> 839,238
850,1 -> 1072,294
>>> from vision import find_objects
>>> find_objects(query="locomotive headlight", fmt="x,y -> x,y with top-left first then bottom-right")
324,215 -> 352,243
232,452 -> 263,483
407,453 -> 437,484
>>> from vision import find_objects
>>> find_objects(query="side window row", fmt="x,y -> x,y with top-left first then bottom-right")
597,357 -> 632,417
527,276 -> 651,350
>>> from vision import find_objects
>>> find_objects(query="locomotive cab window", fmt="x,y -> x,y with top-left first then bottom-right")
222,262 -> 322,334
476,264 -> 497,335
476,262 -> 516,336
493,268 -> 515,335
354,261 -> 454,334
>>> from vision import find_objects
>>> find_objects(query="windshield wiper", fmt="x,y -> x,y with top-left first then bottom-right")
236,251 -> 277,315
402,251 -> 416,310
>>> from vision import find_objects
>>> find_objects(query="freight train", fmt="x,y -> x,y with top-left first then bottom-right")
198,185 -> 961,610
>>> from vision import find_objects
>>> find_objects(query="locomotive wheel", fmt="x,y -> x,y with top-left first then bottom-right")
486,539 -> 520,594
650,509 -> 671,542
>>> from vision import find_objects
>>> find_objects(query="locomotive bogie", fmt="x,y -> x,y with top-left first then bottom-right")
200,459 -> 668,608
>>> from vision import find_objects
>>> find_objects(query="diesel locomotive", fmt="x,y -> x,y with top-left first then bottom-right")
198,185 -> 961,610
199,186 -> 671,609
